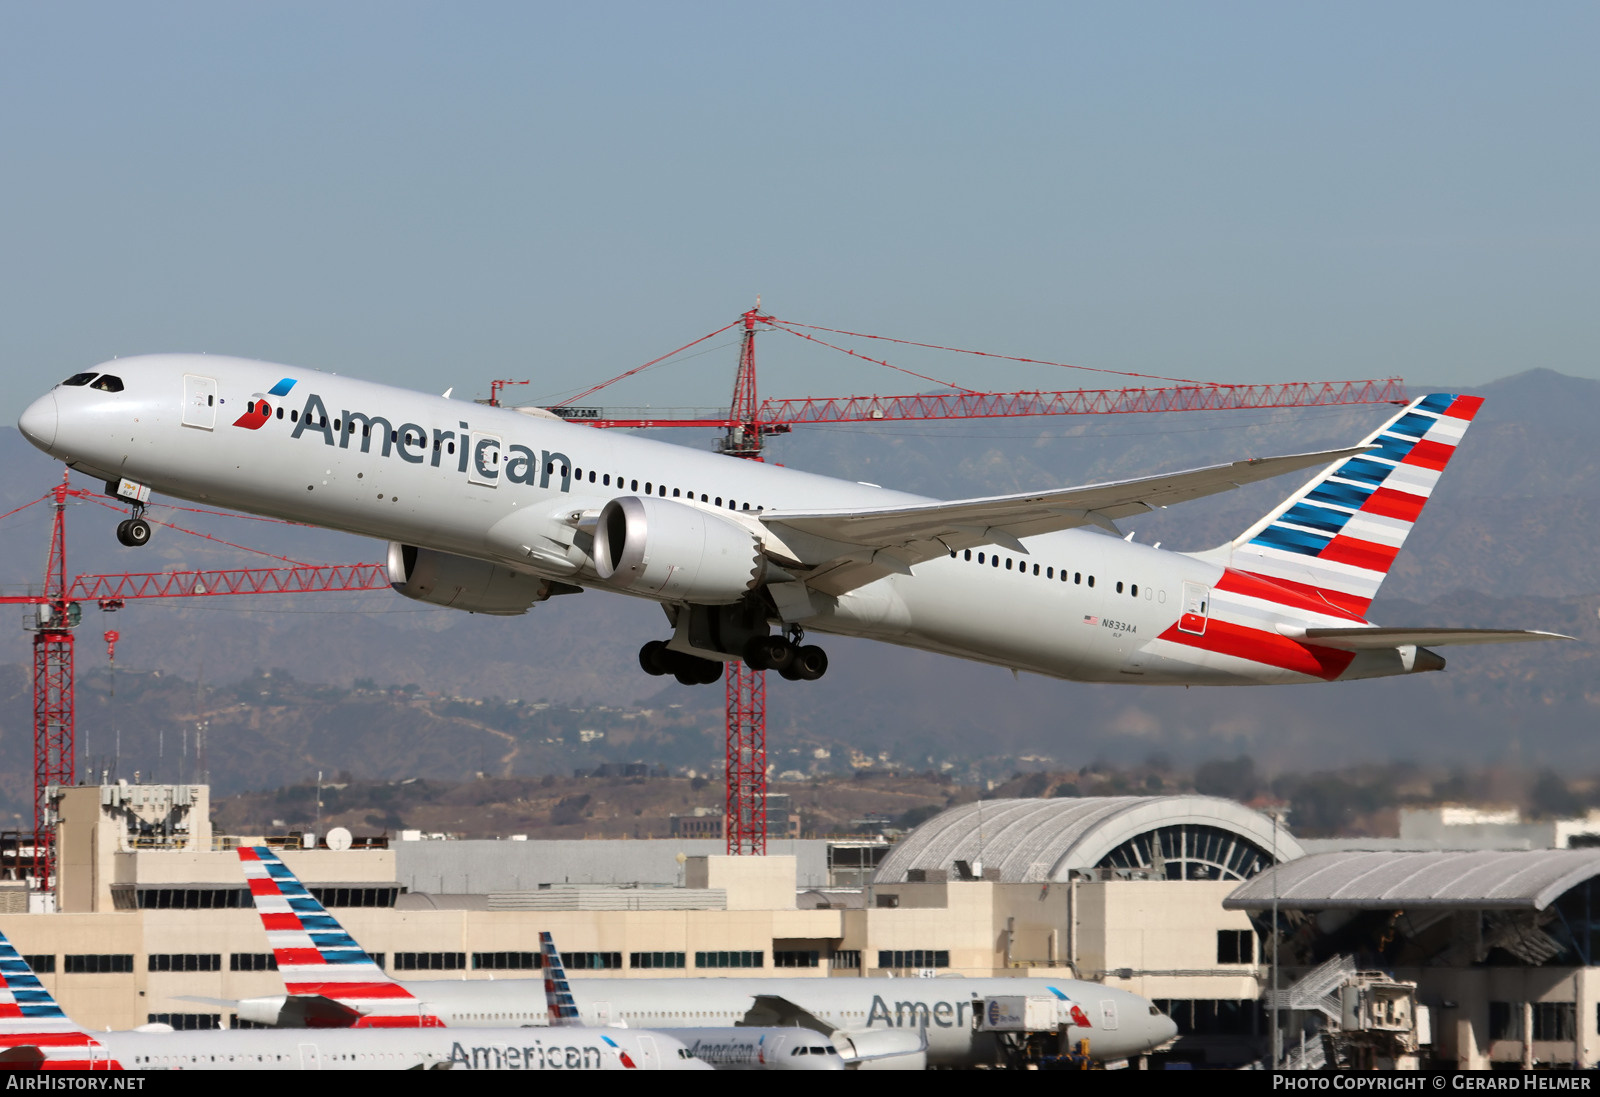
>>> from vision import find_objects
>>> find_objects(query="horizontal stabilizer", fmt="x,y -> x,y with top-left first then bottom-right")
765,444 -> 1372,596
1300,627 -> 1573,650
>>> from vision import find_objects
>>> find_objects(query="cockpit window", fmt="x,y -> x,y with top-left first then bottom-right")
61,372 -> 98,387
90,375 -> 124,393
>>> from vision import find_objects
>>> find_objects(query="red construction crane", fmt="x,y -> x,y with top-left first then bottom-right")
0,473 -> 389,888
538,308 -> 1407,856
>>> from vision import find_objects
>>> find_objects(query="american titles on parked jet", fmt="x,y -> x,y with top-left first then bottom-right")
0,926 -> 708,1071
230,846 -> 848,1070
17,357 -> 1565,687
218,846 -> 1173,1067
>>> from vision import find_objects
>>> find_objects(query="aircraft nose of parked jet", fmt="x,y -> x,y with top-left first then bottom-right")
18,392 -> 57,451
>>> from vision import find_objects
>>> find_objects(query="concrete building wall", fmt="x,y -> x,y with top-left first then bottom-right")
393,839 -> 832,893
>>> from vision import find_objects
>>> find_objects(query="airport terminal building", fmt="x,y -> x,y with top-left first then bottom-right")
9,782 -> 1600,1067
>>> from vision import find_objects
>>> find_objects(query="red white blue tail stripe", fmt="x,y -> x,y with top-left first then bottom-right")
239,846 -> 441,1027
540,933 -> 582,1028
1229,392 -> 1482,617
0,929 -> 118,1070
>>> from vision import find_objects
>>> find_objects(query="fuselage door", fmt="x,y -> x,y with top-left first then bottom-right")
1178,582 -> 1210,636
182,374 -> 218,430
298,1042 -> 321,1070
468,432 -> 502,487
636,1034 -> 658,1070
1099,1000 -> 1119,1030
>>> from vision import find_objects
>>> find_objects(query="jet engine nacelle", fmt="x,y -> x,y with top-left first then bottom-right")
593,496 -> 764,604
833,1027 -> 928,1070
386,543 -> 552,615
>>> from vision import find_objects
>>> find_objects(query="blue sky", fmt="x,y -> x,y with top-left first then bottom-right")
2,3 -> 1595,419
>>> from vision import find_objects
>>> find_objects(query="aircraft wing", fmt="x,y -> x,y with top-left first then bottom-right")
1300,627 -> 1574,650
762,445 -> 1372,597
276,994 -> 365,1027
741,994 -> 836,1035
741,996 -> 929,1066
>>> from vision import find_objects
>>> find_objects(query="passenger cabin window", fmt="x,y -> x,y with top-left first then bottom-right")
90,375 -> 124,392
61,372 -> 97,387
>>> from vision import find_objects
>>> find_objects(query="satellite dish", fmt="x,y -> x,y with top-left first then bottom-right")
326,826 -> 353,852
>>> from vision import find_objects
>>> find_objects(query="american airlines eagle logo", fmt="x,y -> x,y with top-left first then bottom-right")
232,377 -> 298,429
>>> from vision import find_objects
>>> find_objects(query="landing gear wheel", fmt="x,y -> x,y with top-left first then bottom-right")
639,640 -> 672,676
792,645 -> 828,681
742,635 -> 793,672
117,518 -> 151,547
673,656 -> 723,687
778,659 -> 805,681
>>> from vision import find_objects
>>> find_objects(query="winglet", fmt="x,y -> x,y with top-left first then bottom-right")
238,846 -> 440,1027
539,932 -> 582,1027
0,929 -> 117,1069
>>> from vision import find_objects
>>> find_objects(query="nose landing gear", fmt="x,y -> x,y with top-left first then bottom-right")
107,479 -> 153,547
115,515 -> 152,547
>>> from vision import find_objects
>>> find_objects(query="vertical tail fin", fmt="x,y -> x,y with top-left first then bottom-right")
1226,392 -> 1483,616
0,929 -> 115,1069
238,846 -> 440,1028
539,932 -> 582,1027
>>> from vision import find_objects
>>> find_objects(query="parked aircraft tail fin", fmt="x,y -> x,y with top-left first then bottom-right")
540,932 -> 582,1027
238,845 -> 441,1027
0,928 -> 116,1069
1226,392 -> 1482,615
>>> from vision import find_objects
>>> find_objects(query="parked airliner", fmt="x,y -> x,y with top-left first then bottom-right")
0,927 -> 707,1071
17,358 -> 1561,685
236,846 -> 846,1070
225,848 -> 1172,1067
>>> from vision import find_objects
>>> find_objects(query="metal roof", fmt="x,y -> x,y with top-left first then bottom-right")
874,796 -> 1301,884
1224,849 -> 1600,912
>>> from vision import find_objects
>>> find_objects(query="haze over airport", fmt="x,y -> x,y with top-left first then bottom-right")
3,2 -> 1598,420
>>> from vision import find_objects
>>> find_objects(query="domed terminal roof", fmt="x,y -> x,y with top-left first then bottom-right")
874,796 -> 1303,884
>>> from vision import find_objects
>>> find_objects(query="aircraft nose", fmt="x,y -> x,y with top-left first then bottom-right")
18,393 -> 57,451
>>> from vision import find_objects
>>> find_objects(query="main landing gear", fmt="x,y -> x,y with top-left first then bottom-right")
741,629 -> 828,682
637,628 -> 828,687
639,640 -> 724,686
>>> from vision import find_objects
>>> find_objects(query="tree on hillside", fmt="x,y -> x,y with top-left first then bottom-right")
1195,755 -> 1259,802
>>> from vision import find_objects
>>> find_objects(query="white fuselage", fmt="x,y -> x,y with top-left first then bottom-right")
18,355 -> 1415,685
79,1023 -> 707,1070
239,974 -> 1176,1067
